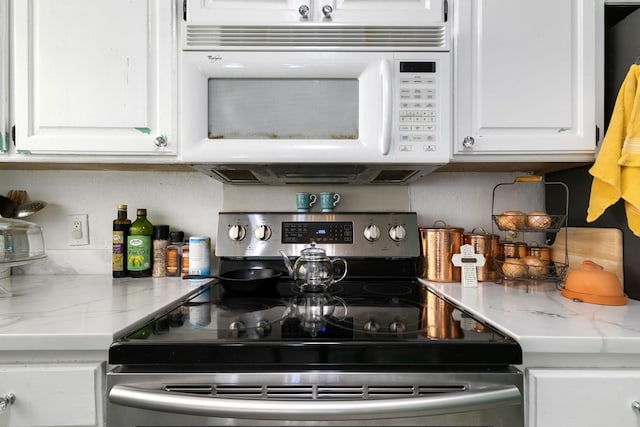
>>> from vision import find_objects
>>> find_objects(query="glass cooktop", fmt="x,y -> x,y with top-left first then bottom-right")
109,280 -> 522,369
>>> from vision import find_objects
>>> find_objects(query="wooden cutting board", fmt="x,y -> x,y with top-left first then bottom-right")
550,227 -> 624,284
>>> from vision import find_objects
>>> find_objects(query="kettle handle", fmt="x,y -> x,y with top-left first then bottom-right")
332,258 -> 348,282
280,250 -> 294,276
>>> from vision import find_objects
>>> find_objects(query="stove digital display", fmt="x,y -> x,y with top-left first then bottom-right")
282,221 -> 354,244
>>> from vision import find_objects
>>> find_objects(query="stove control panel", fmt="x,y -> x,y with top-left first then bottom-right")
216,212 -> 420,258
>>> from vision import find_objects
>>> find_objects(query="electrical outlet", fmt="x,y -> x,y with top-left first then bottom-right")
68,214 -> 89,246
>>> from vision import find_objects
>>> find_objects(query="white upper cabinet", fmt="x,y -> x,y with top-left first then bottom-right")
0,0 -> 8,153
185,0 -> 445,27
12,0 -> 177,155
453,0 -> 598,158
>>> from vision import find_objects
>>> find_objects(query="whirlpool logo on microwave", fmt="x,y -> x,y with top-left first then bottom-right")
208,55 -> 223,62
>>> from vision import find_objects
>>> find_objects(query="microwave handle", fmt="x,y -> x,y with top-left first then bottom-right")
380,59 -> 393,155
109,384 -> 521,421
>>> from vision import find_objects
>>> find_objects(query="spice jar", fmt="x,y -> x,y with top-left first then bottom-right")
181,239 -> 190,276
152,225 -> 170,277
166,231 -> 184,277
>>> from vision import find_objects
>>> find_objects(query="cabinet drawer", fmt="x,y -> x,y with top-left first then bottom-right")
0,362 -> 104,427
528,368 -> 640,427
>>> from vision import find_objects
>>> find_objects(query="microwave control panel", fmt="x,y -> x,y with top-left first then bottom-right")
396,61 -> 438,154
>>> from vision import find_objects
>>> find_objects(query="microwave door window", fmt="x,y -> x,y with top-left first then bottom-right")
207,79 -> 359,140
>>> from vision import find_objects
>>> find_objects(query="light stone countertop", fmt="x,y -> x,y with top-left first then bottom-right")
422,279 -> 640,366
0,275 -> 211,352
2,274 -> 640,365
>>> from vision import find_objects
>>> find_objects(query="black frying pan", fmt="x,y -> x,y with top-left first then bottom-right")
183,268 -> 283,294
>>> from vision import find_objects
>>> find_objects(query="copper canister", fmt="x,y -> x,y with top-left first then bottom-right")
419,225 -> 464,282
528,245 -> 551,262
463,231 -> 500,282
499,241 -> 528,259
421,290 -> 462,339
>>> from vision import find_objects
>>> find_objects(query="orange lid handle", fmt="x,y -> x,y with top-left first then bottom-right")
514,176 -> 543,183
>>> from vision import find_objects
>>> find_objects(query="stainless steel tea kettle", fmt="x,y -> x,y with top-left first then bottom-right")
281,240 -> 348,292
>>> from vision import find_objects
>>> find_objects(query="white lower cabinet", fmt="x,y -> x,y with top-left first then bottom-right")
0,362 -> 105,427
527,368 -> 640,427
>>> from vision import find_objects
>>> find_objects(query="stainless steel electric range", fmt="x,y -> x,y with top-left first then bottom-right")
107,212 -> 524,426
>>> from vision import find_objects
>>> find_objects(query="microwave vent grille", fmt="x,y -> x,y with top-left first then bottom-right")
186,26 -> 447,49
372,170 -> 420,183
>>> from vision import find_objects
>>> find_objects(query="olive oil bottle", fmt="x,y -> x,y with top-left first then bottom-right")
112,204 -> 131,278
127,208 -> 153,278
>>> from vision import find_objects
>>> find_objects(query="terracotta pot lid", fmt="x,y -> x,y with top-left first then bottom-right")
560,287 -> 628,306
561,260 -> 628,306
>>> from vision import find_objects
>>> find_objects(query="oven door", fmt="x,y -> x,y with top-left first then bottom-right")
180,51 -> 451,166
107,370 -> 523,426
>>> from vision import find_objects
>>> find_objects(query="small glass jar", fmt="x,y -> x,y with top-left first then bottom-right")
181,240 -> 190,276
152,225 -> 170,277
166,231 -> 184,277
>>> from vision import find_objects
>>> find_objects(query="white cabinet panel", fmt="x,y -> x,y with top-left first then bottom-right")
0,362 -> 104,427
528,368 -> 640,427
35,3 -> 147,128
0,0 -> 8,153
12,0 -> 176,155
454,0 -> 597,156
186,0 -> 444,26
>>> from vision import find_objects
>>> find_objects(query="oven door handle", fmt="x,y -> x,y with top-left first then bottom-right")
109,384 -> 521,421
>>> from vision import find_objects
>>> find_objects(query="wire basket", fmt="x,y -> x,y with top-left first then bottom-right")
495,258 -> 569,284
492,213 -> 567,233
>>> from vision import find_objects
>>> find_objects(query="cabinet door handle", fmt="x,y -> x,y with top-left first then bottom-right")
0,393 -> 15,412
154,135 -> 168,147
632,401 -> 640,413
462,136 -> 475,148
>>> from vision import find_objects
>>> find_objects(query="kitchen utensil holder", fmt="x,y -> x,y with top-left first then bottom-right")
491,176 -> 569,291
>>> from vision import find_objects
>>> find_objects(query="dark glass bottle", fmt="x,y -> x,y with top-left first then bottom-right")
127,208 -> 154,278
112,204 -> 131,278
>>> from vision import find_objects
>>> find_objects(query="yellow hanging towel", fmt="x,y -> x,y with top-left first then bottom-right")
587,64 -> 640,236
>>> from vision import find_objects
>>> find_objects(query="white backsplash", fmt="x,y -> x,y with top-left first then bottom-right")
0,169 -> 542,275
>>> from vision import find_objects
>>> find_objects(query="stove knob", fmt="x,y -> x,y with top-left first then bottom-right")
389,320 -> 406,335
229,321 -> 246,338
389,225 -> 407,242
363,319 -> 380,334
255,320 -> 272,338
254,225 -> 272,241
228,224 -> 246,241
363,224 -> 381,242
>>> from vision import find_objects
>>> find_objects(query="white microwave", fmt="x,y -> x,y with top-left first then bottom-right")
180,1 -> 451,184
